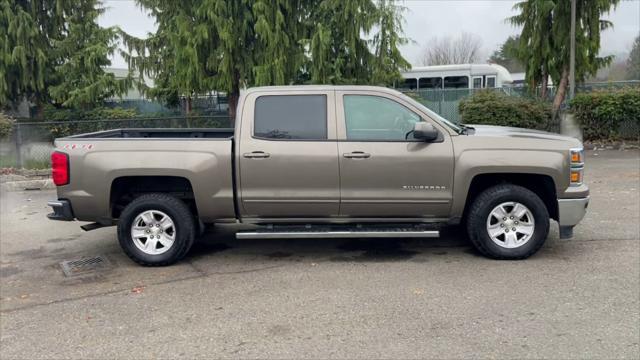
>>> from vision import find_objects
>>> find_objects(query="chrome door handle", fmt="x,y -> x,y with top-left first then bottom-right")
343,151 -> 371,159
243,151 -> 270,159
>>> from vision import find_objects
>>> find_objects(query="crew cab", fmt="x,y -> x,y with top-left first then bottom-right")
48,86 -> 589,265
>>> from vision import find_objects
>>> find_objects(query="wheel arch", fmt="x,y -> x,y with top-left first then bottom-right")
110,176 -> 198,219
460,173 -> 559,223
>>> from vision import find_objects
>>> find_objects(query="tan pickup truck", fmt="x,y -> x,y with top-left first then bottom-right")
48,85 -> 589,265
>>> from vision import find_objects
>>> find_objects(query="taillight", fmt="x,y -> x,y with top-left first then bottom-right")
51,151 -> 69,186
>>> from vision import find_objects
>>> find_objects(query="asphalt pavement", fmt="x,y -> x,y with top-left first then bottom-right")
0,149 -> 638,359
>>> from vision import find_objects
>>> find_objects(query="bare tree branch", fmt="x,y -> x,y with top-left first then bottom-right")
420,32 -> 483,65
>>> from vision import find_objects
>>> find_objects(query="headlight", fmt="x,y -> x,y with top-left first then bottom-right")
570,148 -> 584,186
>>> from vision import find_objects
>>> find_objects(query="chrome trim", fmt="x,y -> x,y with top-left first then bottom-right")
47,200 -> 65,208
341,199 -> 450,204
558,196 -> 589,226
243,199 -> 339,203
236,230 -> 440,239
240,217 -> 449,224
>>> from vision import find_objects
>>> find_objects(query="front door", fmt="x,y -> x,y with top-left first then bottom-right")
238,90 -> 340,218
336,91 -> 455,218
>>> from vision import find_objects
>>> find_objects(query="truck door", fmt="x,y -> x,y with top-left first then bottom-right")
336,91 -> 454,218
238,90 -> 339,218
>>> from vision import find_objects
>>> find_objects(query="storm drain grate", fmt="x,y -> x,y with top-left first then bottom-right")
60,255 -> 112,277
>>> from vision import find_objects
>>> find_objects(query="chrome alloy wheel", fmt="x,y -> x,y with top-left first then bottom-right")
486,202 -> 535,249
131,210 -> 176,255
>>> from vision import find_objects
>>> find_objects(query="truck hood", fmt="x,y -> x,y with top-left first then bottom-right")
465,124 -> 581,144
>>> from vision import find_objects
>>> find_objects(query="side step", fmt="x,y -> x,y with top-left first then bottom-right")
236,225 -> 440,240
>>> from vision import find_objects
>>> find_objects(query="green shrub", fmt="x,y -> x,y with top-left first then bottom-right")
570,88 -> 640,141
459,90 -> 552,131
40,106 -> 138,122
34,106 -> 139,138
0,112 -> 14,139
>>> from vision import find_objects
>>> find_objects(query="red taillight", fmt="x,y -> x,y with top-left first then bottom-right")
51,151 -> 69,186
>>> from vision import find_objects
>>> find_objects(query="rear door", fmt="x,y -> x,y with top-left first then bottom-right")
336,90 -> 455,218
238,90 -> 339,218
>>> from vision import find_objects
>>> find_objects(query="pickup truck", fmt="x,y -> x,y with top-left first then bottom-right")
48,85 -> 589,266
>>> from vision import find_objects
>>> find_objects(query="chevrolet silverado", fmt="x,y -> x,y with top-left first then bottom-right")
48,86 -> 589,265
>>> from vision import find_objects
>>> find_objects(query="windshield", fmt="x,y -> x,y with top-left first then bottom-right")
396,92 -> 463,134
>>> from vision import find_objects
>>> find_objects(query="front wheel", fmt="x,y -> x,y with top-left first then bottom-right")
466,184 -> 550,259
117,193 -> 196,266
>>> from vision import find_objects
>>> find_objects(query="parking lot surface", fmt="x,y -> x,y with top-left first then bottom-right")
1,149 -> 639,359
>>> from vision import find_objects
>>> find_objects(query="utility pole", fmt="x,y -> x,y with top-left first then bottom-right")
569,0 -> 576,101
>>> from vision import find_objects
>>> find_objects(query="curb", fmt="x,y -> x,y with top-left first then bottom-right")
0,179 -> 55,192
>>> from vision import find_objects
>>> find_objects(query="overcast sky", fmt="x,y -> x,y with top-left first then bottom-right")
99,0 -> 640,68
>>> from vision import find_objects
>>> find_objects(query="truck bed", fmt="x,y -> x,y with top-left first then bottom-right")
53,129 -> 236,223
65,128 -> 234,139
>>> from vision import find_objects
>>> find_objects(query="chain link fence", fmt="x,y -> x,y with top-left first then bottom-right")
2,81 -> 638,169
0,116 -> 231,169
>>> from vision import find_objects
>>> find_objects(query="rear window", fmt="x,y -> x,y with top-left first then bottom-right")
254,95 -> 327,140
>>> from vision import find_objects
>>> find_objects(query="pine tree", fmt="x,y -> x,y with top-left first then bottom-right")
370,0 -> 410,86
0,0 -> 62,108
627,35 -> 640,80
49,0 -> 130,108
123,0 -> 411,119
252,0 -> 306,86
309,0 -> 376,84
509,0 -> 555,98
510,0 -> 619,110
1,0 -> 130,111
488,36 -> 525,73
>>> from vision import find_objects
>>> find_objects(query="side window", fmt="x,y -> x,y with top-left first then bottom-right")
486,76 -> 497,88
472,77 -> 483,89
400,78 -> 417,90
343,95 -> 421,141
444,76 -> 469,89
254,95 -> 327,140
419,77 -> 443,90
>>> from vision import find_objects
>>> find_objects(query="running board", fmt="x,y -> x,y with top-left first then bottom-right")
236,229 -> 440,240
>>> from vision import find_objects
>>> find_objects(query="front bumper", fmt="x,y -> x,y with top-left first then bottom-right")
47,200 -> 75,221
558,196 -> 589,227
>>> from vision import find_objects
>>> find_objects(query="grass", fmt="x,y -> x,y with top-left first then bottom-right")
0,155 -> 50,170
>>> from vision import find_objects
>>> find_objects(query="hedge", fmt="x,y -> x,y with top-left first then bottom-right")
570,88 -> 640,141
40,106 -> 139,122
0,113 -> 13,139
459,90 -> 552,131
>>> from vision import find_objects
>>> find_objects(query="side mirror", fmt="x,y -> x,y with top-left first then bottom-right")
413,122 -> 439,141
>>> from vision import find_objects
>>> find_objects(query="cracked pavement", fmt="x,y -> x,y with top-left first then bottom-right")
1,149 -> 638,359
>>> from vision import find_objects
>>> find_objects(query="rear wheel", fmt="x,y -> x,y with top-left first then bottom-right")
466,184 -> 549,259
117,193 -> 196,266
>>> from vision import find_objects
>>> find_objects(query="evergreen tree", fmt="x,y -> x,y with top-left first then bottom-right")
370,0 -> 410,85
0,0 -> 63,108
124,0 -> 410,119
252,0 -> 307,86
49,0 -> 130,108
510,0 -> 619,110
309,0 -> 376,84
1,0 -> 129,111
627,35 -> 640,80
121,0 -> 217,110
509,0 -> 554,98
488,36 -> 525,73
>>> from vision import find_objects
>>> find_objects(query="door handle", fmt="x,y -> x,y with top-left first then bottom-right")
343,151 -> 371,159
243,151 -> 270,159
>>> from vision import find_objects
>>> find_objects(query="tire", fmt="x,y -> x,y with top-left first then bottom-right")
117,193 -> 196,266
466,184 -> 550,260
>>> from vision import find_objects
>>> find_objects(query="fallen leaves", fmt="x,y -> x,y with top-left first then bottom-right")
131,285 -> 145,294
